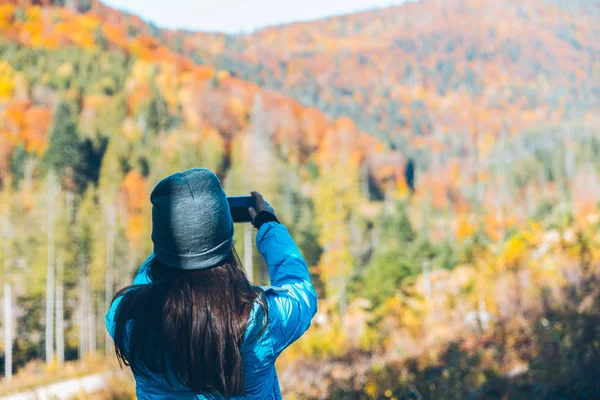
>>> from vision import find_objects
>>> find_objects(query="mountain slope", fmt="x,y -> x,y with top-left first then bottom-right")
177,0 -> 600,148
0,0 -> 392,186
2,0 -> 598,234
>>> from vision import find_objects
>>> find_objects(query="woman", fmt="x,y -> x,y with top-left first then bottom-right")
105,168 -> 318,399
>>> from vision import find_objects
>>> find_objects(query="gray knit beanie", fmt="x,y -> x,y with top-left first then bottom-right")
150,168 -> 234,270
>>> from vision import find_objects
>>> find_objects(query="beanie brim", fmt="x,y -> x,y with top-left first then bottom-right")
153,223 -> 234,270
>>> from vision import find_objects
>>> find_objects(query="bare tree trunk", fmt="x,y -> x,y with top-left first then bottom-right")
244,224 -> 253,283
66,190 -> 74,224
78,230 -> 91,360
46,172 -> 59,364
76,205 -> 89,361
498,132 -> 508,240
335,201 -> 348,321
384,185 -> 393,215
104,269 -> 113,355
78,273 -> 86,360
45,260 -> 55,364
423,259 -> 432,300
478,294 -> 489,332
339,279 -> 347,322
89,295 -> 96,354
56,255 -> 65,366
563,145 -> 575,207
105,204 -> 116,355
93,298 -> 100,355
2,212 -> 12,381
55,187 -> 72,366
3,281 -> 11,381
280,135 -> 296,220
361,161 -> 370,200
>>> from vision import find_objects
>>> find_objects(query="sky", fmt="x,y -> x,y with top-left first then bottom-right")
102,0 -> 407,34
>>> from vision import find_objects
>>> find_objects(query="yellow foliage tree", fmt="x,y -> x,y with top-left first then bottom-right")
121,170 -> 149,253
314,147 -> 362,315
0,61 -> 16,100
456,213 -> 475,241
0,4 -> 15,32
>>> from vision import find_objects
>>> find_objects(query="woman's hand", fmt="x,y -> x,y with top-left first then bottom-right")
248,191 -> 277,228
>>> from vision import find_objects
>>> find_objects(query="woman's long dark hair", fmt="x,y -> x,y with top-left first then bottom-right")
112,248 -> 268,398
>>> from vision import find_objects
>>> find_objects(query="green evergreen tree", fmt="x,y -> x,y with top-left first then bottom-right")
43,101 -> 86,189
9,146 -> 27,188
146,84 -> 170,136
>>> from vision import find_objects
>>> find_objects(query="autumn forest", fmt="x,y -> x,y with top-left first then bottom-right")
0,0 -> 599,398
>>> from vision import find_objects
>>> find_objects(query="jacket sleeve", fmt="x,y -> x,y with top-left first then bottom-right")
105,253 -> 154,338
256,222 -> 318,358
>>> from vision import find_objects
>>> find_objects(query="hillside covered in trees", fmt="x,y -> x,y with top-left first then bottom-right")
181,0 -> 600,144
0,0 -> 599,398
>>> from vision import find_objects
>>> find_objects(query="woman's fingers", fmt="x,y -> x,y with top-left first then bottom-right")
251,191 -> 266,211
249,191 -> 276,224
249,207 -> 258,221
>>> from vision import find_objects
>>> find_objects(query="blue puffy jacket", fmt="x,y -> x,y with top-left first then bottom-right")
105,222 -> 318,399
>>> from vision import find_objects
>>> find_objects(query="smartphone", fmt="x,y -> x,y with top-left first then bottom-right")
227,196 -> 257,223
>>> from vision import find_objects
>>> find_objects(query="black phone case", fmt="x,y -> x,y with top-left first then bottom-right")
227,196 -> 257,223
